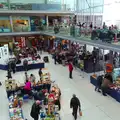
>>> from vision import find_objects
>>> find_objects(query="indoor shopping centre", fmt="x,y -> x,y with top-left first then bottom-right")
0,0 -> 120,120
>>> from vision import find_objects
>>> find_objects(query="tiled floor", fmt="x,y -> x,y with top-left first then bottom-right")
0,53 -> 120,120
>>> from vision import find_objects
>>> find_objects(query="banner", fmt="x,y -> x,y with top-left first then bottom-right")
0,44 -> 9,64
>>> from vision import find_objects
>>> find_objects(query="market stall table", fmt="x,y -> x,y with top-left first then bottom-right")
90,75 -> 120,103
0,61 -> 44,71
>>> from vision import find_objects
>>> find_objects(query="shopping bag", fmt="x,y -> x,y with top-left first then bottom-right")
79,111 -> 82,116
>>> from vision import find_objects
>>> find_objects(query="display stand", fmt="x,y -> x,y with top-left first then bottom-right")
90,75 -> 120,103
5,68 -> 61,120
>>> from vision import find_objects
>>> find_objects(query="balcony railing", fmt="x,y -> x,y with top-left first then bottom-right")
1,25 -> 120,47
0,1 -> 75,11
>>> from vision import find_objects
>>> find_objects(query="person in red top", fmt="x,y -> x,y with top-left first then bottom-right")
68,62 -> 73,79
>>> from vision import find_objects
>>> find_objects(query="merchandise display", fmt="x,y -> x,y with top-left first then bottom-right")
5,68 -> 61,120
8,95 -> 24,120
90,74 -> 120,102
5,79 -> 24,98
9,108 -> 24,120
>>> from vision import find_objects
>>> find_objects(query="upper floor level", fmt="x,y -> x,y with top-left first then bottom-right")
0,0 -> 76,11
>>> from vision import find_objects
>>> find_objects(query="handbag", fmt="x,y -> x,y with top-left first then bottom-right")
79,107 -> 82,116
79,111 -> 82,116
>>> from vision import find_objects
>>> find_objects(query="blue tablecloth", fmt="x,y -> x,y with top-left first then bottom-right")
0,62 -> 44,71
90,76 -> 120,103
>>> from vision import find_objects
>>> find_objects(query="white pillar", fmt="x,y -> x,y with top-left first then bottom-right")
46,15 -> 49,27
9,16 -> 13,32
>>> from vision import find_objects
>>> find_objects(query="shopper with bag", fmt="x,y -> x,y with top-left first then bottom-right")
70,94 -> 81,120
68,62 -> 73,79
30,100 -> 42,120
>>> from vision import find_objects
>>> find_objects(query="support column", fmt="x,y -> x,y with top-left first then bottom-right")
83,44 -> 86,53
102,49 -> 105,73
109,50 -> 113,64
46,15 -> 49,27
7,0 -> 10,9
9,16 -> 13,32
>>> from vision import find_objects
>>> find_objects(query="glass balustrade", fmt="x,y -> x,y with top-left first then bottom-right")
0,0 -> 75,11
0,0 -> 9,10
39,25 -> 120,46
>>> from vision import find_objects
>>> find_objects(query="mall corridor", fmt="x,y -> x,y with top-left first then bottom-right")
0,54 -> 120,120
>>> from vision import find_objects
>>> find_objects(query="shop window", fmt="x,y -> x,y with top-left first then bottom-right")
12,16 -> 31,32
0,16 -> 11,33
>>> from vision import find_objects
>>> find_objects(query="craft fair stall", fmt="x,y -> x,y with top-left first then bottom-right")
0,44 -> 45,71
0,57 -> 45,71
5,69 -> 61,120
9,95 -> 24,120
5,79 -> 24,120
90,74 -> 120,103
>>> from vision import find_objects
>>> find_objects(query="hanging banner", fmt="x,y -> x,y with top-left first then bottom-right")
21,37 -> 26,47
0,44 -> 9,64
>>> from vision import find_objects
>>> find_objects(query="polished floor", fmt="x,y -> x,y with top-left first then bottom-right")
0,53 -> 120,120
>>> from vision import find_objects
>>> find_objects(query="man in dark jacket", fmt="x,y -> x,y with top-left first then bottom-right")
23,59 -> 28,71
30,100 -> 42,120
70,94 -> 81,120
95,75 -> 103,92
11,60 -> 16,73
6,69 -> 12,79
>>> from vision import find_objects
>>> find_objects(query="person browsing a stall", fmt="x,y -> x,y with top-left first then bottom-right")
30,74 -> 36,83
23,80 -> 32,97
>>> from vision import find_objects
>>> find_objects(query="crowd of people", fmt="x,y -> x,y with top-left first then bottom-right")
53,20 -> 120,43
21,68 -> 82,120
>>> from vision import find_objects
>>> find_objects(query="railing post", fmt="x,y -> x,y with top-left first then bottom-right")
7,0 -> 10,10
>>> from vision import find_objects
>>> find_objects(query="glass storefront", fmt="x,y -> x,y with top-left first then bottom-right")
9,0 -> 61,11
0,16 -> 11,32
30,16 -> 46,31
0,0 -> 9,10
63,0 -> 76,11
12,16 -> 31,32
76,0 -> 104,27
10,0 -> 45,10
0,0 -> 67,11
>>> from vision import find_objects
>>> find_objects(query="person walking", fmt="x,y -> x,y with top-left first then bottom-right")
70,94 -> 81,120
54,53 -> 57,65
30,100 -> 42,120
68,62 -> 73,79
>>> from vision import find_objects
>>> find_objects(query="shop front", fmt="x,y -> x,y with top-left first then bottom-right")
0,16 -> 11,32
14,36 -> 26,48
12,16 -> 31,32
30,16 -> 46,31
0,1 -> 9,10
